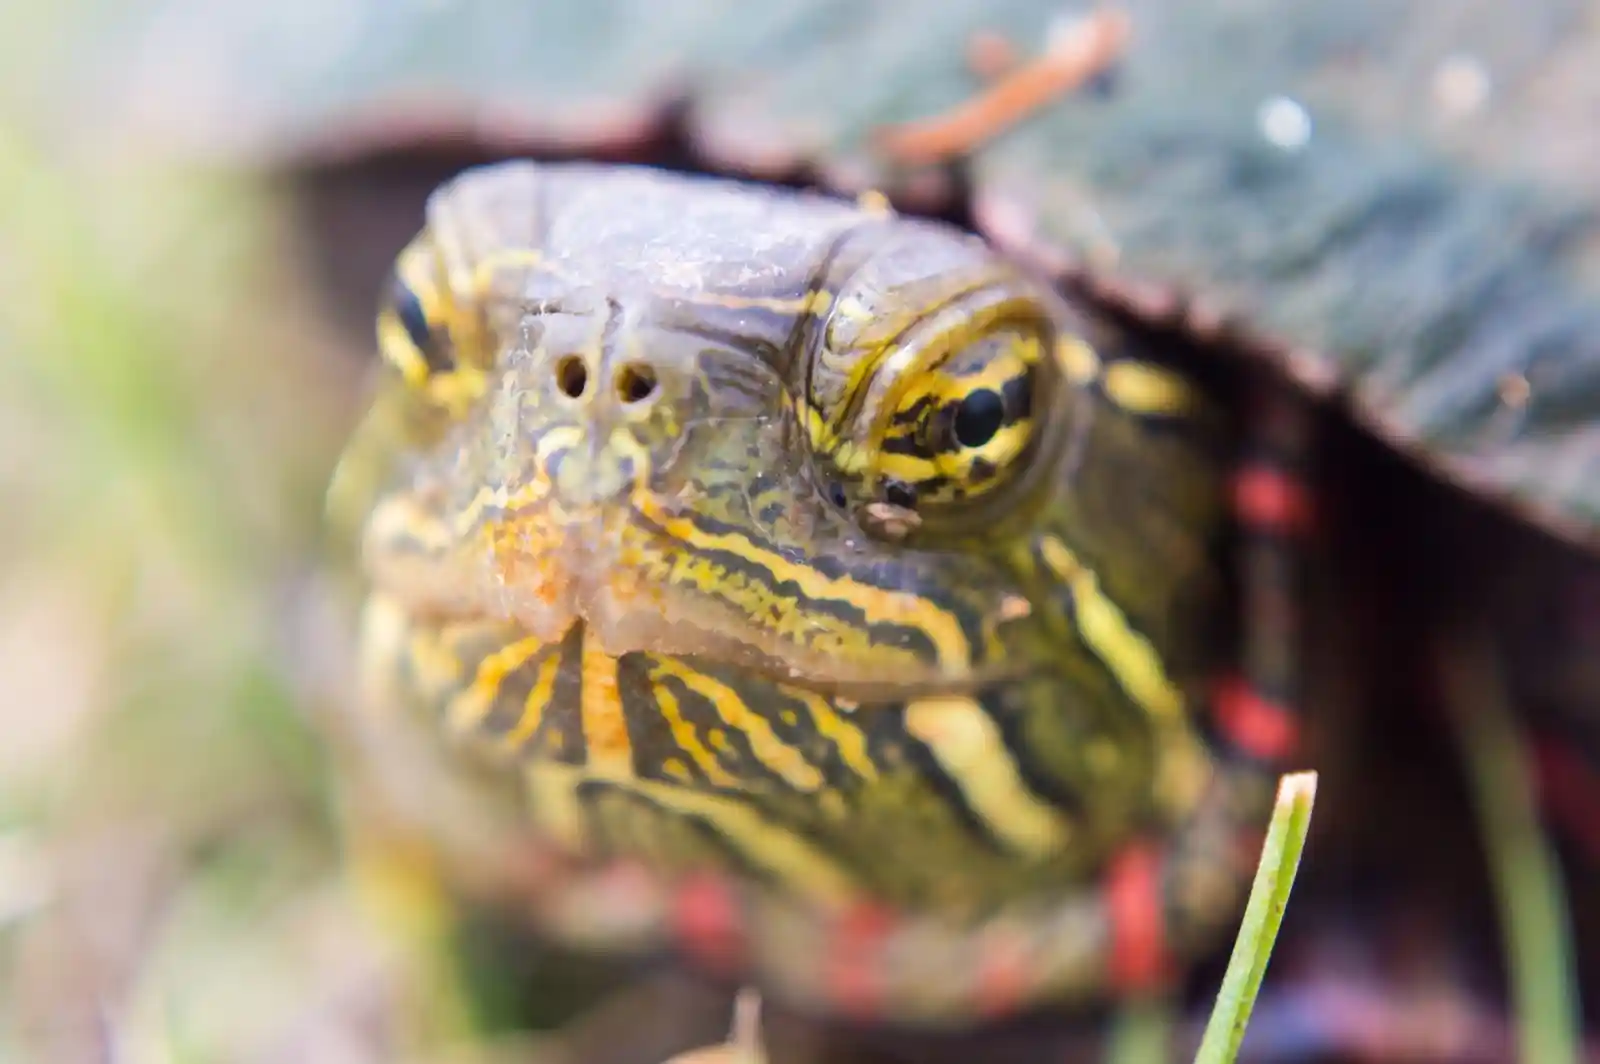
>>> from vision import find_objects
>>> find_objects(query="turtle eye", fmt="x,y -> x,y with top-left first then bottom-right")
874,325 -> 1042,508
376,239 -> 455,386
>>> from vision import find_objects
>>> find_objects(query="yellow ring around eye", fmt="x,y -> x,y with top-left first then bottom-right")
377,238 -> 453,385
936,420 -> 1033,478
871,328 -> 1043,504
377,309 -> 433,389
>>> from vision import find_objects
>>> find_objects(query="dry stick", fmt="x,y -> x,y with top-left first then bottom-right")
1439,629 -> 1580,1064
876,9 -> 1131,166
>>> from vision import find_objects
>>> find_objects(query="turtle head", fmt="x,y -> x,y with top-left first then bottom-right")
356,175 -> 1105,701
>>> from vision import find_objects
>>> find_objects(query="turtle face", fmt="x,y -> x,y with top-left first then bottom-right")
364,184 -> 1087,700
350,162 -> 1225,914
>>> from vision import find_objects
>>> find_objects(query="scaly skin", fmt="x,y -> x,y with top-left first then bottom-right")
334,160 -> 1299,1024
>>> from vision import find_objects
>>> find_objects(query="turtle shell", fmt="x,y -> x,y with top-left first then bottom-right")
74,0 -> 1600,553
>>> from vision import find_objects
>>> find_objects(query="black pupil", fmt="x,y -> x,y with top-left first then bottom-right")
953,388 -> 1006,448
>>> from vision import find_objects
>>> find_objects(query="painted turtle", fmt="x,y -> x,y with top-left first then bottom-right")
80,0 -> 1600,1058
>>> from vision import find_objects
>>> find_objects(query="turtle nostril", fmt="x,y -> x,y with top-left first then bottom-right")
555,355 -> 589,398
615,363 -> 658,403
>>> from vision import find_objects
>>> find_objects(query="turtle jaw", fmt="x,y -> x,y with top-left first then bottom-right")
470,483 -> 1031,701
364,439 -> 1036,702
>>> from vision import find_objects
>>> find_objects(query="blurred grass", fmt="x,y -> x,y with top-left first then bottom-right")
1443,633 -> 1581,1064
0,16 -> 425,1054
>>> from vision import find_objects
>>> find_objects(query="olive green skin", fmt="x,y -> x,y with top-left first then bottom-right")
345,163 -> 1270,1019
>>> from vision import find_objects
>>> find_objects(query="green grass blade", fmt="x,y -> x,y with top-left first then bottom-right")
1193,771 -> 1317,1064
1108,994 -> 1174,1064
1441,633 -> 1579,1064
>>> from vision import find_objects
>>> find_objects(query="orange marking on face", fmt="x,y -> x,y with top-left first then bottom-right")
487,520 -> 569,606
1212,675 -> 1300,763
580,628 -> 634,773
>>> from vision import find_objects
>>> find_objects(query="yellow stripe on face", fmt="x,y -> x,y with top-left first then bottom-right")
376,311 -> 432,388
913,334 -> 1040,395
1036,535 -> 1208,813
634,496 -> 975,672
446,634 -> 548,734
651,658 -> 824,793
378,241 -> 451,381
788,689 -> 878,781
625,777 -> 857,901
903,696 -> 1072,859
580,628 -> 634,777
1055,336 -> 1100,385
1103,361 -> 1193,417
873,421 -> 1032,485
529,765 -> 860,903
649,678 -> 742,788
500,652 -> 561,751
1037,536 -> 1182,724
422,370 -> 489,416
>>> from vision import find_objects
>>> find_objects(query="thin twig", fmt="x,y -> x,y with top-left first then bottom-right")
875,9 -> 1131,165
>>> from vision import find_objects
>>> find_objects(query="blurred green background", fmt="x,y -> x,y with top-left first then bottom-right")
0,6 -> 428,1062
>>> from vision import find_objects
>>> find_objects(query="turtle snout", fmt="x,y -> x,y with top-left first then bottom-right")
548,351 -> 666,415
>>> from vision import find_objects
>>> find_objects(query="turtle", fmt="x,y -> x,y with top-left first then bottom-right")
74,0 -> 1600,1059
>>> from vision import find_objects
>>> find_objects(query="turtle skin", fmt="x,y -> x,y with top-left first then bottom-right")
332,159 -> 1313,1030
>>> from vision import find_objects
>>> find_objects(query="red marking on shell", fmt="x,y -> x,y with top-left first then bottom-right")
1106,843 -> 1170,993
826,901 -> 897,1018
1231,465 -> 1314,535
1212,675 -> 1300,763
674,874 -> 748,974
